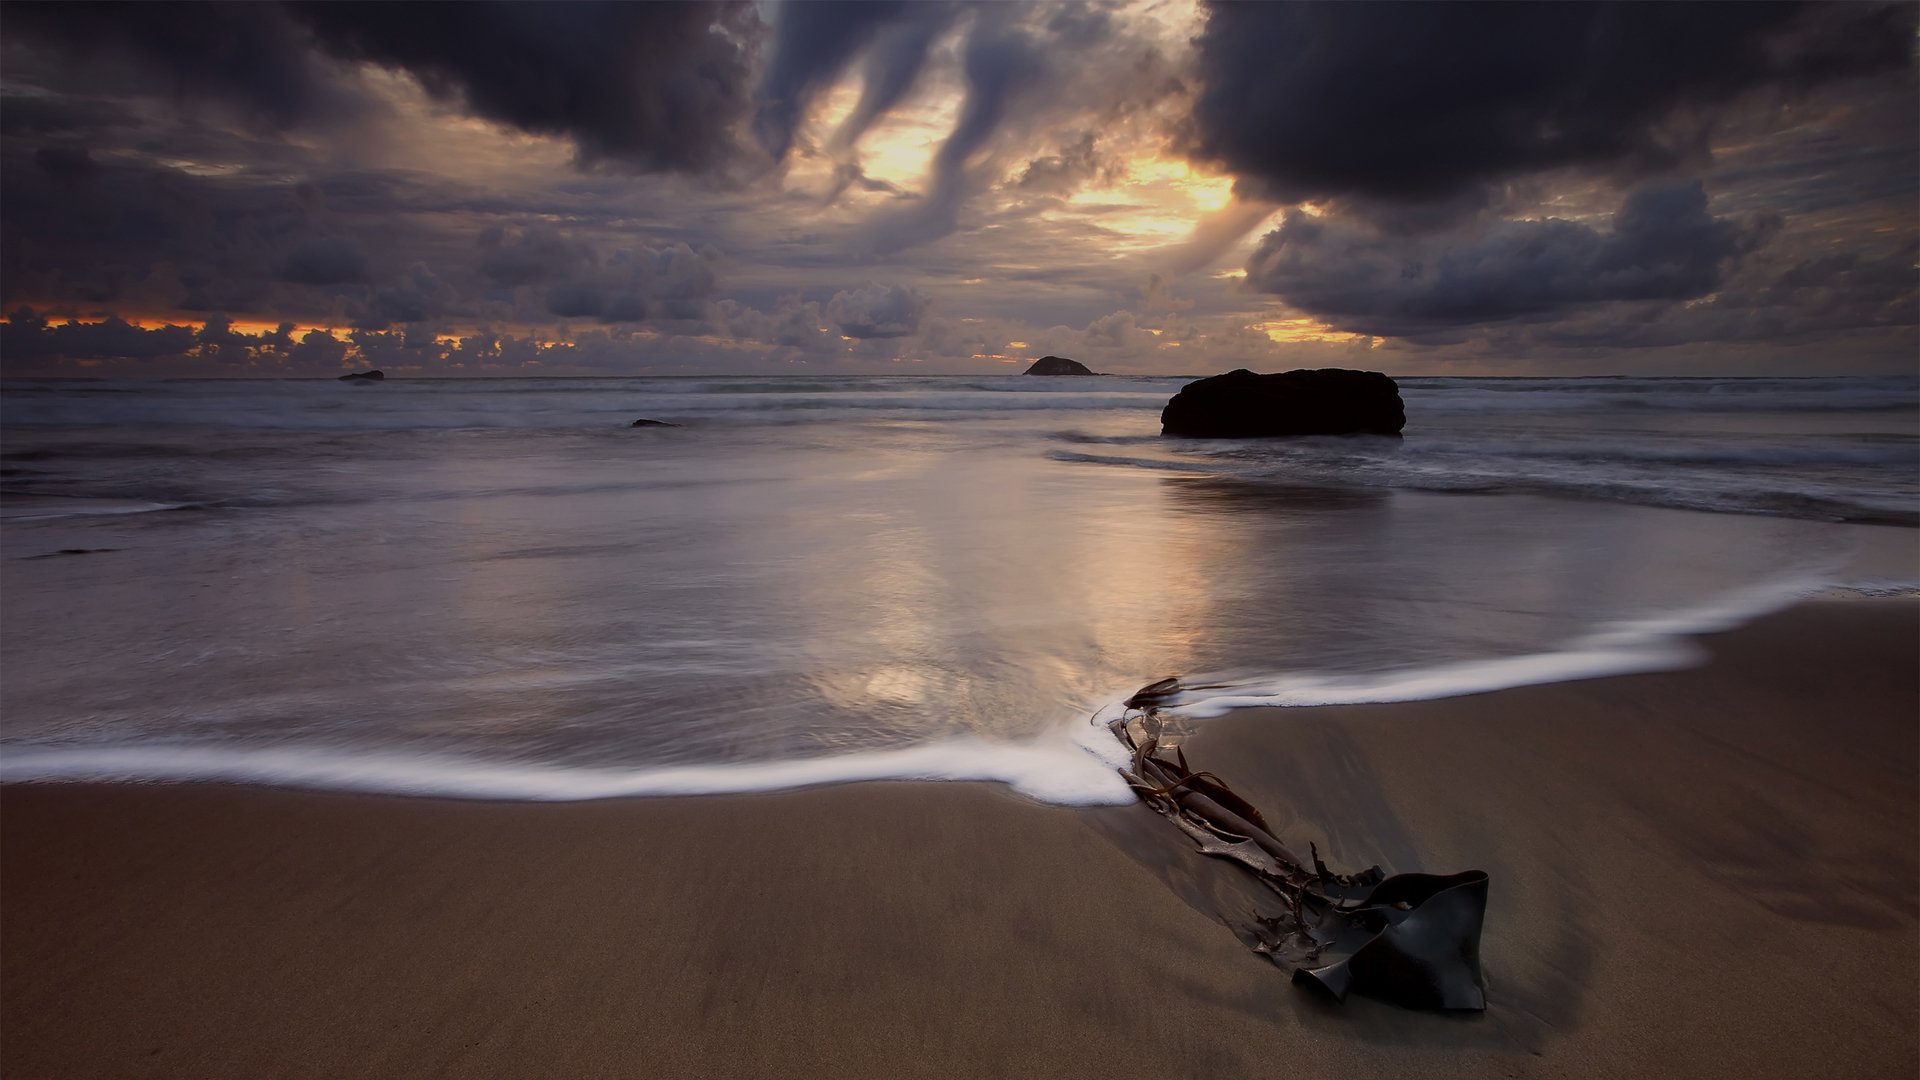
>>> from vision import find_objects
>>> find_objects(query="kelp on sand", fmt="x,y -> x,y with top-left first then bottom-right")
1109,677 -> 1491,1012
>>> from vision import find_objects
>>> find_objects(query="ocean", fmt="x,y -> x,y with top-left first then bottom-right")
2,373 -> 1915,803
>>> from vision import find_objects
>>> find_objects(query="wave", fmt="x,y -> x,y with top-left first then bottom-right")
0,492 -> 191,521
1139,570 -> 1839,718
1401,434 -> 1918,468
1050,439 -> 1919,526
6,374 -> 1911,434
0,734 -> 1140,806
6,569 -> 1898,805
1399,375 -> 1919,414
2,389 -> 1175,431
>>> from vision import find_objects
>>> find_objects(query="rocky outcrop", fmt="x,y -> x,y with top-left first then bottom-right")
1161,368 -> 1405,437
630,418 -> 679,427
1023,355 -> 1095,376
338,370 -> 385,383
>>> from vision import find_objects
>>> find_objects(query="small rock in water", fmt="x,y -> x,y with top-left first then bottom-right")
631,418 -> 679,427
1023,355 -> 1096,376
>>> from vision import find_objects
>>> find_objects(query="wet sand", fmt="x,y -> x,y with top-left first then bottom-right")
3,599 -> 1915,1078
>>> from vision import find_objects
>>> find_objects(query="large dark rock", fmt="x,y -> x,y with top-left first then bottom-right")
630,418 -> 679,427
338,369 -> 385,383
1161,368 -> 1405,437
1024,355 -> 1095,376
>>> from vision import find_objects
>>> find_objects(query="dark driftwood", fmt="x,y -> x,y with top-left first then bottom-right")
1109,678 -> 1490,1011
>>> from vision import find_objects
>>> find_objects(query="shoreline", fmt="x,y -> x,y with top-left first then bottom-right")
6,576 -> 1915,804
4,598 -> 1916,1077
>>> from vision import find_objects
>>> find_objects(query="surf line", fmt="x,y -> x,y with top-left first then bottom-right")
1106,677 -> 1490,1012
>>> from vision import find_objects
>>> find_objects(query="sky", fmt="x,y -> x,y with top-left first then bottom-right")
1,0 -> 1914,378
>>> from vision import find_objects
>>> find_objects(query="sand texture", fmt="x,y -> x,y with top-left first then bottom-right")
4,600 -> 1915,1078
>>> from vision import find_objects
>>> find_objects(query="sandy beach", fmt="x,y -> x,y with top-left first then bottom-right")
4,598 -> 1915,1079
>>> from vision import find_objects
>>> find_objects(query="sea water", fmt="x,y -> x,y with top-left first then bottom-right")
2,374 -> 1914,803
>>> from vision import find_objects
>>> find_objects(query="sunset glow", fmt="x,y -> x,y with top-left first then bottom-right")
3,10 -> 1917,1074
0,1 -> 1911,377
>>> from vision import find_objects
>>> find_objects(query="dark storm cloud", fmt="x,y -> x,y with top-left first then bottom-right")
2,1 -> 759,173
1,308 -> 195,361
930,18 -> 1043,196
0,112 -> 730,336
825,4 -> 959,155
1190,2 -> 1916,215
1570,232 -> 1919,351
542,244 -> 719,324
190,316 -> 278,367
0,93 -> 135,137
1459,234 -> 1919,368
291,1 -> 757,172
1245,181 -> 1770,338
179,265 -> 271,314
274,235 -> 368,285
0,144 -> 255,310
476,228 -> 590,288
864,12 -> 1046,252
31,142 -> 97,183
753,0 -> 911,162
355,264 -> 452,330
1,1 -> 347,129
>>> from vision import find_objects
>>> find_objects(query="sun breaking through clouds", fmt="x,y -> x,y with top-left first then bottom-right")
1,0 -> 1913,377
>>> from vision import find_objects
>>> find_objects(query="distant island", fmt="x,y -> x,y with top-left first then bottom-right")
338,369 -> 385,383
1023,355 -> 1095,376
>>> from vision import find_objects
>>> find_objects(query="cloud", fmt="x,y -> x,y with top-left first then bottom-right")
863,11 -> 1047,252
291,1 -> 757,172
1245,181 -> 1771,339
1,309 -> 194,362
1,2 -> 353,129
31,143 -> 98,183
753,0 -> 915,162
179,265 -> 273,314
712,295 -> 835,352
4,2 -> 761,174
826,283 -> 929,338
1188,2 -> 1916,217
1015,132 -> 1116,195
355,263 -> 451,329
477,227 -> 588,288
1537,232 -> 1919,351
854,3 -> 1189,253
274,235 -> 368,285
544,243 -> 720,323
2,1 -> 1912,377
1,147 -> 280,315
0,93 -> 136,137
826,5 -> 958,156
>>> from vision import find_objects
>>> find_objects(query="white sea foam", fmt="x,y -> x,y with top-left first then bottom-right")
0,735 -> 1142,806
4,374 -> 1910,805
3,570 -> 1881,806
1138,570 -> 1842,719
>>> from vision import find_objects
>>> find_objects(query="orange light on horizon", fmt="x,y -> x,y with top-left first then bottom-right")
1,312 -> 578,351
1250,317 -> 1382,349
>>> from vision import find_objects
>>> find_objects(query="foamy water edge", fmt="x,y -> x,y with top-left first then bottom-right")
2,571 -> 1910,805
